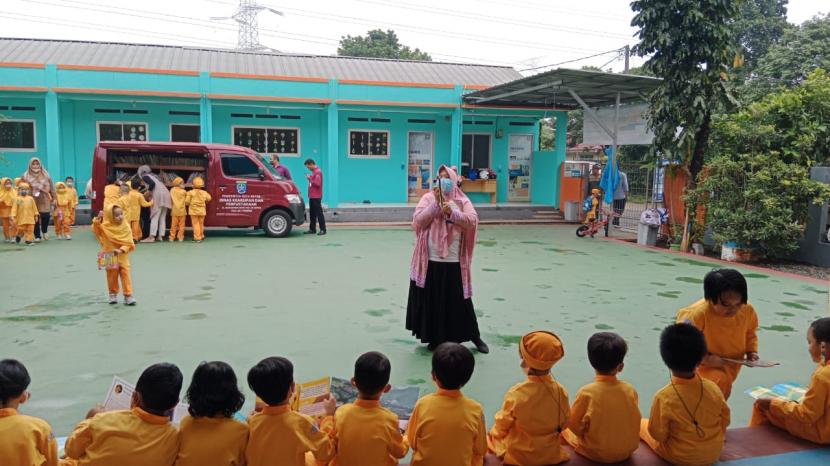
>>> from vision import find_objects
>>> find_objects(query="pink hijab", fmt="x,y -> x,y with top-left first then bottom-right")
410,165 -> 479,299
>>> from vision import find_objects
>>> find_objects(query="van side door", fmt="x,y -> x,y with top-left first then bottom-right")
212,152 -> 269,226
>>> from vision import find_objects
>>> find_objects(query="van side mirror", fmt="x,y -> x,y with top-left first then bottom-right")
258,168 -> 265,180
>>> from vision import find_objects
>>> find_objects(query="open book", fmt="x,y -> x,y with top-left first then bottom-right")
722,358 -> 780,368
745,382 -> 806,403
102,376 -> 189,425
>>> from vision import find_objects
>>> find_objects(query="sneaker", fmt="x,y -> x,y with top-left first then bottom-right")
124,296 -> 136,306
140,237 -> 155,243
471,337 -> 490,354
108,294 -> 118,304
304,230 -> 317,235
43,234 -> 49,241
317,231 -> 327,236
34,238 -> 41,243
65,235 -> 72,240
156,236 -> 164,242
25,241 -> 33,246
56,235 -> 63,240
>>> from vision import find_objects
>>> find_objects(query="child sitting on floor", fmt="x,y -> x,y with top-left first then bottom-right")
407,342 -> 487,466
177,361 -> 248,466
63,363 -> 182,466
751,317 -> 830,444
563,332 -> 641,463
328,351 -> 408,466
640,323 -> 731,466
677,269 -> 760,399
487,331 -> 569,466
0,359 -> 58,466
246,357 -> 335,466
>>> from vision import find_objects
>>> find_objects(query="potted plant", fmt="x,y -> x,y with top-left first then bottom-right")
669,227 -> 684,251
690,221 -> 705,255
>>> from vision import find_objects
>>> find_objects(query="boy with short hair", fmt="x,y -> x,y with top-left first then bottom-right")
304,158 -> 326,236
64,362 -> 182,466
406,342 -> 487,466
488,331 -> 569,466
246,357 -> 335,466
677,268 -> 760,399
328,351 -> 408,466
640,324 -> 730,466
563,332 -> 641,463
0,359 -> 58,466
64,176 -> 79,227
168,177 -> 187,242
11,182 -> 38,245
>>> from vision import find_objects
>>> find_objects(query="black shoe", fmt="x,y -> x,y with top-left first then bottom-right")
472,337 -> 490,354
304,230 -> 317,235
317,230 -> 327,236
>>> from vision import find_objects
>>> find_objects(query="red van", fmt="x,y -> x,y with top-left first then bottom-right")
91,141 -> 305,237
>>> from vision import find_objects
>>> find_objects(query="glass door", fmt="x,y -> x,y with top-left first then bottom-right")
508,134 -> 533,202
408,131 -> 434,202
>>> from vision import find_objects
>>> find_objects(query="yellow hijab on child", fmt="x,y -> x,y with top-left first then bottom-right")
101,204 -> 134,249
0,177 -> 15,205
55,182 -> 71,206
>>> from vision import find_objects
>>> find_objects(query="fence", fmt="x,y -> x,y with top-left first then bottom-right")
610,162 -> 658,232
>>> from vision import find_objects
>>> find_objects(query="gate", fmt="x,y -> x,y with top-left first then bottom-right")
611,163 -> 657,232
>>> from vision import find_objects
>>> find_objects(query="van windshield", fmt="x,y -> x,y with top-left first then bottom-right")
257,154 -> 284,180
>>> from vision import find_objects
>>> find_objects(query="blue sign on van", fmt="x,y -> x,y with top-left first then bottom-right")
236,181 -> 247,194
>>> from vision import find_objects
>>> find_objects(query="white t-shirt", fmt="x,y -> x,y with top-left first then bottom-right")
428,201 -> 461,262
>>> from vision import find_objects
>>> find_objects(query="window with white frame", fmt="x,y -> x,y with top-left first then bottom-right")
349,130 -> 389,158
462,133 -> 492,170
0,120 -> 35,150
171,124 -> 200,142
233,126 -> 299,156
98,122 -> 148,142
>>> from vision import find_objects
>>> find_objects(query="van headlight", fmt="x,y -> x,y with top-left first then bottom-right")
285,194 -> 302,204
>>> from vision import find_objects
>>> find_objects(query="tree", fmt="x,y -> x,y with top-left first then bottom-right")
630,0 -> 742,251
733,0 -> 791,74
338,29 -> 431,61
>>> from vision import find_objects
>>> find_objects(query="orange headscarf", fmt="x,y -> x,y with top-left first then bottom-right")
55,182 -> 71,206
101,204 -> 135,250
0,177 -> 15,206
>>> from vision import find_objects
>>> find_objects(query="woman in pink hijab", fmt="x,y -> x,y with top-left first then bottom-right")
406,165 -> 488,353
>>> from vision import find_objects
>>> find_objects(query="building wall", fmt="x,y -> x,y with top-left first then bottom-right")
0,96 -> 47,176
791,167 -> 830,266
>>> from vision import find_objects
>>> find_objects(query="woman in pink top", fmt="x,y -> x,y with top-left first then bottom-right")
406,165 -> 488,353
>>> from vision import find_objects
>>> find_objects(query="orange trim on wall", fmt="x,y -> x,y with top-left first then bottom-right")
336,99 -> 457,108
57,64 -> 200,76
462,103 -> 563,111
0,62 -> 46,69
210,72 -> 329,83
0,86 -> 48,92
208,93 -> 331,104
53,87 -> 201,98
339,79 -> 455,89
463,84 -> 491,91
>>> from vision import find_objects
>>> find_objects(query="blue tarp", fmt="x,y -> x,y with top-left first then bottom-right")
599,146 -> 619,204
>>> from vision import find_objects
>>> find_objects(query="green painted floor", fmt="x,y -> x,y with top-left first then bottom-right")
1,226 -> 827,435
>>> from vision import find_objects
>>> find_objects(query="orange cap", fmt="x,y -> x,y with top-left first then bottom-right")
520,331 -> 564,371
172,177 -> 184,187
193,177 -> 205,188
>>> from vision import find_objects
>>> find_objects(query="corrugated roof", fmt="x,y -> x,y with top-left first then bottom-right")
0,38 -> 522,86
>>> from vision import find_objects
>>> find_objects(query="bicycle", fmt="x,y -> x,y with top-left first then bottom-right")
576,209 -> 619,238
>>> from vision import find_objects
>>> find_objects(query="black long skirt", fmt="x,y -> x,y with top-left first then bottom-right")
406,261 -> 481,345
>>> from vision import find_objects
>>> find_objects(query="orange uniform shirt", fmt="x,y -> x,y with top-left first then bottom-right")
170,187 -> 188,217
175,415 -> 249,466
91,218 -> 134,267
64,407 -> 180,466
186,189 -> 211,217
488,375 -> 569,466
328,399 -> 408,466
127,189 -> 153,223
246,405 -> 334,466
0,408 -> 57,466
644,376 -> 730,466
767,363 -> 830,444
564,375 -> 641,463
11,196 -> 38,225
406,389 -> 487,466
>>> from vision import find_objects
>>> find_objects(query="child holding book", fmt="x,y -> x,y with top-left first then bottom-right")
677,268 -> 760,399
92,205 -> 136,305
177,361 -> 248,466
246,357 -> 336,466
186,177 -> 211,242
63,363 -> 182,466
0,359 -> 58,466
640,324 -> 731,466
750,317 -> 830,444
406,342 -> 487,466
563,332 -> 641,463
169,177 -> 187,242
0,177 -> 17,242
487,331 -> 569,466
328,351 -> 408,466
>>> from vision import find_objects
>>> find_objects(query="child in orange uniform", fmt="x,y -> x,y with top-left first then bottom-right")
186,177 -> 211,242
750,317 -> 830,444
640,324 -> 731,466
103,175 -> 121,207
126,180 -> 152,241
64,177 -> 79,227
246,357 -> 336,466
92,204 -> 137,306
11,182 -> 38,245
63,363 -> 182,466
328,351 -> 408,466
0,359 -> 58,466
584,188 -> 601,224
177,361 -> 248,466
0,177 -> 17,242
169,177 -> 187,242
53,182 -> 73,240
487,331 -> 569,466
407,343 -> 487,466
677,269 -> 760,399
563,332 -> 641,463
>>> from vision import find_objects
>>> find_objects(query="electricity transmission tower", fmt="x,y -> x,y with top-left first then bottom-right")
211,0 -> 284,51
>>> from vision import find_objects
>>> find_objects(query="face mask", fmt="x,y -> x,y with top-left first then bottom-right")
66,182 -> 74,187
439,177 -> 454,194
19,190 -> 28,196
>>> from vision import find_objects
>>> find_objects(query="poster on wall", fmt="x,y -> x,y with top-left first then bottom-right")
508,134 -> 532,201
408,132 -> 433,202
582,103 -> 654,145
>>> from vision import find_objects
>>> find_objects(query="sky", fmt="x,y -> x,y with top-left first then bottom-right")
1,0 -> 827,74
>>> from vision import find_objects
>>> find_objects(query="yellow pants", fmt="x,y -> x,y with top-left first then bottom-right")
169,215 -> 186,241
68,207 -> 76,226
191,215 -> 205,240
1,217 -> 14,239
54,209 -> 70,236
130,220 -> 142,241
17,224 -> 35,242
106,264 -> 133,297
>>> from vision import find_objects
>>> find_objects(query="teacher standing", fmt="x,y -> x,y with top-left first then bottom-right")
406,165 -> 489,353
22,157 -> 56,242
137,165 -> 172,243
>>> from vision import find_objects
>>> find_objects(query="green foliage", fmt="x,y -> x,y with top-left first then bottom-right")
540,118 -> 555,151
338,29 -> 431,61
733,0 -> 791,74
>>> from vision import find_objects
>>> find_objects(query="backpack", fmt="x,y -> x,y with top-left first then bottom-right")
582,196 -> 594,213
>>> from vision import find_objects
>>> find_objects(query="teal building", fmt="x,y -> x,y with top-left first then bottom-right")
0,38 -> 567,207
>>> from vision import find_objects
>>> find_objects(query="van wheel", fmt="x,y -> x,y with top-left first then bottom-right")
262,210 -> 292,237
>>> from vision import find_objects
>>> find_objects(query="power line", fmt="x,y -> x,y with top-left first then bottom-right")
477,0 -> 623,21
520,47 -> 625,72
